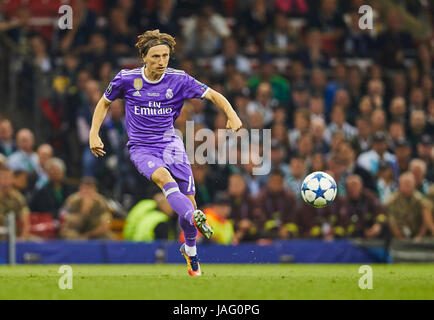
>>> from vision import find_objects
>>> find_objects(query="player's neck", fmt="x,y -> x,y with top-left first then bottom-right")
144,66 -> 164,82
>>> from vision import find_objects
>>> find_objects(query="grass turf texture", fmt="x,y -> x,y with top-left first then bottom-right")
0,264 -> 433,299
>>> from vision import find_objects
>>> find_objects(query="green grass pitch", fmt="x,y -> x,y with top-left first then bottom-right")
0,264 -> 433,299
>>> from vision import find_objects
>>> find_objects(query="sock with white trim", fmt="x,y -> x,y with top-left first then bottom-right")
162,182 -> 197,247
185,244 -> 197,257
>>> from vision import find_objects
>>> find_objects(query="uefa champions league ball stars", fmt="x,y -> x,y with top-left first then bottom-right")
301,171 -> 337,208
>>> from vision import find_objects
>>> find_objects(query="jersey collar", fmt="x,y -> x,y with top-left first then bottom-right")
142,66 -> 165,84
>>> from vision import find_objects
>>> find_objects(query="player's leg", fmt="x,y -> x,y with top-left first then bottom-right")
151,167 -> 197,228
185,194 -> 197,209
173,166 -> 213,240
151,168 -> 203,276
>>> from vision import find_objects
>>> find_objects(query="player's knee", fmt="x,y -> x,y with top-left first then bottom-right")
151,167 -> 175,189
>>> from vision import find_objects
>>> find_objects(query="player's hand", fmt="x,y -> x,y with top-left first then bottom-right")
89,134 -> 106,158
226,114 -> 242,132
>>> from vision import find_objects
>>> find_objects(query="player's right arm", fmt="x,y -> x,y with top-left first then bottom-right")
90,70 -> 124,158
89,97 -> 110,158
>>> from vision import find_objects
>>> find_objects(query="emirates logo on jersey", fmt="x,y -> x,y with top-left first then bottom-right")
166,88 -> 173,99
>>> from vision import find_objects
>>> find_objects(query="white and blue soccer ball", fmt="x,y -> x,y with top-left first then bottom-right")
301,171 -> 337,208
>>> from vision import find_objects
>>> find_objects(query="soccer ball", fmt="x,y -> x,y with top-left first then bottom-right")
301,171 -> 337,208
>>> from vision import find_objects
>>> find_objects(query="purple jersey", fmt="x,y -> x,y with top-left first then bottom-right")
104,67 -> 209,149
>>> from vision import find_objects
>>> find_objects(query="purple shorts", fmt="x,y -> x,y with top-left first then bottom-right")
129,137 -> 195,195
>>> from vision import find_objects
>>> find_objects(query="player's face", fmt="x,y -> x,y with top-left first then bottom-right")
143,45 -> 170,74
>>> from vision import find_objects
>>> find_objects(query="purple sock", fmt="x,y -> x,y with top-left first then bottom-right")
163,182 -> 197,246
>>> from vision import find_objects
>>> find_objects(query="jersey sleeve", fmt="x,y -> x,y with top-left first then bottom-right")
182,74 -> 210,99
103,70 -> 124,102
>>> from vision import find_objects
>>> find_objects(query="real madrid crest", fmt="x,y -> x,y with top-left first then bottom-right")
166,88 -> 173,99
134,78 -> 143,91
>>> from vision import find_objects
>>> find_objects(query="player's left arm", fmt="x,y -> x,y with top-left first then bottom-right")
204,89 -> 242,132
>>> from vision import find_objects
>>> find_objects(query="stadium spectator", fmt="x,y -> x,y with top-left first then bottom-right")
201,193 -> 235,245
226,174 -> 261,243
0,154 -> 7,168
80,32 -> 117,77
269,141 -> 288,173
0,119 -> 16,157
407,110 -> 428,155
211,38 -> 251,75
310,117 -> 330,155
144,0 -> 179,36
271,122 -> 291,152
376,9 -> 414,69
247,82 -> 279,128
416,135 -> 434,182
191,164 -> 214,209
284,155 -> 306,200
388,121 -> 406,143
310,152 -> 326,172
290,82 -> 310,109
338,141 -> 376,193
0,166 -> 30,240
370,109 -> 387,134
30,34 -> 52,73
99,100 -> 136,199
409,159 -> 430,195
60,177 -> 113,239
264,12 -> 300,58
336,175 -> 387,239
295,29 -> 330,70
358,96 -> 374,120
388,97 -> 407,124
105,7 -> 137,56
390,72 -> 408,99
77,79 -> 103,177
12,170 -> 29,201
308,96 -> 325,120
394,138 -> 412,174
7,129 -> 43,189
376,161 -> 398,204
353,116 -> 372,154
235,0 -> 273,49
255,170 -> 297,239
289,108 -> 310,149
309,69 -> 326,98
366,79 -> 384,109
35,143 -> 53,189
386,172 -> 434,240
58,0 -> 98,54
296,197 -> 338,239
357,131 -> 397,177
325,105 -> 357,144
182,4 -> 231,57
247,59 -> 290,104
342,12 -> 374,58
307,0 -> 346,55
29,158 -> 76,220
4,4 -> 33,48
296,133 -> 313,163
123,193 -> 177,242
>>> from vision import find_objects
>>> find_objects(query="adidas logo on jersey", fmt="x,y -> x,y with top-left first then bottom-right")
133,91 -> 141,97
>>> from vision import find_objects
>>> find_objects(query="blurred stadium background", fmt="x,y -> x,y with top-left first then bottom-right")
0,0 -> 433,269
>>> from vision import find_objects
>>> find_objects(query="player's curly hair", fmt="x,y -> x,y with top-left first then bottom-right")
135,29 -> 176,57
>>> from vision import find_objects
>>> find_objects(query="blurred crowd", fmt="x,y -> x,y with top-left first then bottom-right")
0,0 -> 433,244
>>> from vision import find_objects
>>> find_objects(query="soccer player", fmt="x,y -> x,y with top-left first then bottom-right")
89,30 -> 242,276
